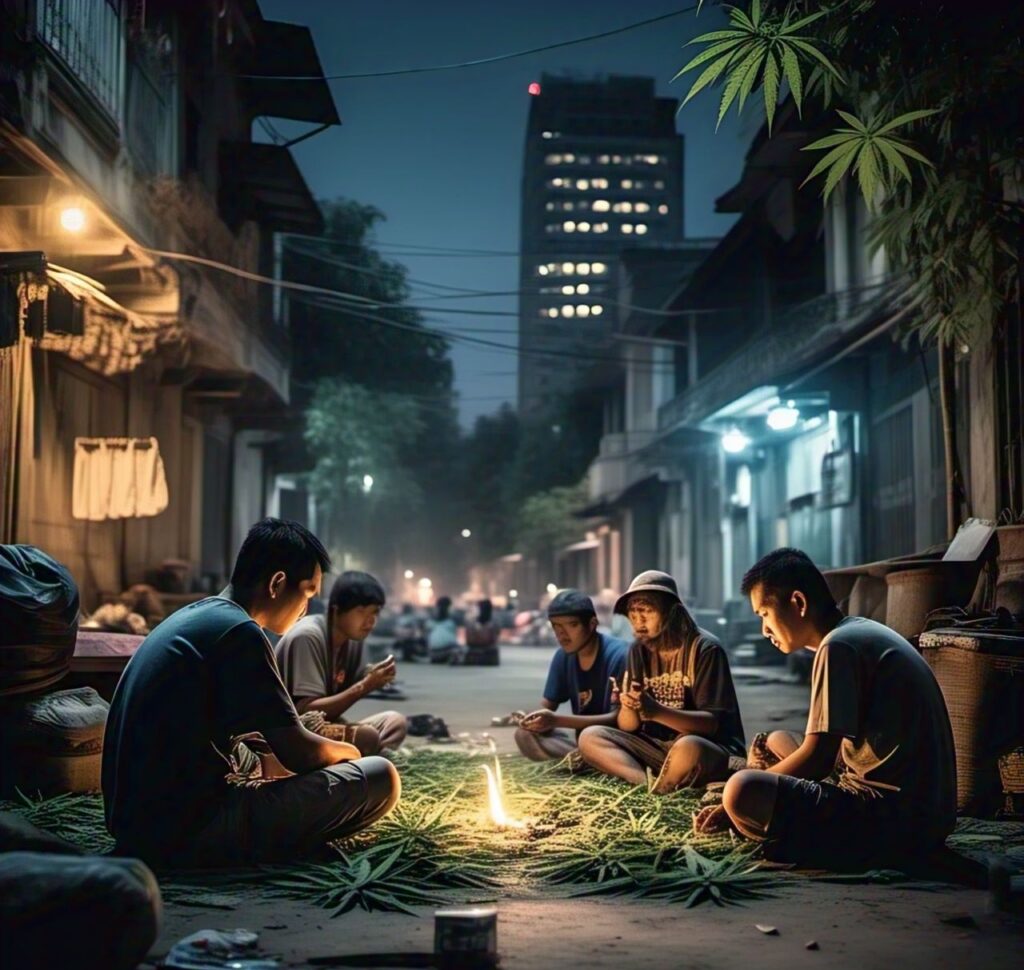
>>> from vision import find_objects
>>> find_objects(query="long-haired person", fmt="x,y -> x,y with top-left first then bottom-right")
579,571 -> 745,792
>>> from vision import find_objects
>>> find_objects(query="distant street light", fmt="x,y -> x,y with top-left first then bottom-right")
509,589 -> 519,599
721,428 -> 751,454
60,206 -> 86,233
404,569 -> 415,579
362,474 -> 374,493
546,583 -> 558,594
418,577 -> 432,589
461,528 -> 472,538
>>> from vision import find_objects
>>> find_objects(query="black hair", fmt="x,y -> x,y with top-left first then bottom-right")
740,547 -> 838,620
636,590 -> 699,651
478,598 -> 493,623
230,518 -> 330,608
436,596 -> 452,621
328,570 -> 386,614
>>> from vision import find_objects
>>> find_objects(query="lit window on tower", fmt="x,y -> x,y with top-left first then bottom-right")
658,204 -> 669,214
634,202 -> 650,213
577,263 -> 590,275
635,223 -> 648,234
621,224 -> 634,234
576,179 -> 589,190
561,305 -> 574,318
591,304 -> 604,316
621,179 -> 633,189
592,199 -> 610,212
577,305 -> 591,318
592,262 -> 607,274
545,154 -> 562,165
578,221 -> 591,232
593,178 -> 609,189
563,221 -> 576,232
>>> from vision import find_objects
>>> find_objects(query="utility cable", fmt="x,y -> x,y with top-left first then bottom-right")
240,6 -> 699,81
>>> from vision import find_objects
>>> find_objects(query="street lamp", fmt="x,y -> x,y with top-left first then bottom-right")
509,589 -> 518,599
546,583 -> 558,595
60,206 -> 86,233
766,404 -> 800,431
362,474 -> 374,494
461,528 -> 472,538
418,577 -> 432,589
721,428 -> 751,454
403,569 -> 414,579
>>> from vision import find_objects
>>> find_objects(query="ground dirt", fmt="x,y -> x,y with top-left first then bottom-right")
148,645 -> 1024,969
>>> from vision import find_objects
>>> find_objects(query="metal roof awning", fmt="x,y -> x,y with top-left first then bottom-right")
562,538 -> 601,554
242,20 -> 340,127
219,142 -> 323,234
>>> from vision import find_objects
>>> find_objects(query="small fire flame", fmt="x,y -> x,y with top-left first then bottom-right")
482,762 -> 526,829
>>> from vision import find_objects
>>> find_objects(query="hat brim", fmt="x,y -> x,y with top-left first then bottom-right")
613,585 -> 682,615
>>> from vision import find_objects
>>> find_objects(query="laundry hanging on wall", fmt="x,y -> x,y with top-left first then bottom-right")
72,437 -> 169,521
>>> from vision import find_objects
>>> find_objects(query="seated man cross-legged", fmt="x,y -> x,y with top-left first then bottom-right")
101,518 -> 400,868
514,589 -> 628,764
713,548 -> 956,868
579,571 -> 746,793
274,571 -> 408,755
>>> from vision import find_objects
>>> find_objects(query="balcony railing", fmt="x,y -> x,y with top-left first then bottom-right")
658,282 -> 891,432
37,0 -> 124,122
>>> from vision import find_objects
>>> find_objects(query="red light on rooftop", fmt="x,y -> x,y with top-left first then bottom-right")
528,82 -> 541,96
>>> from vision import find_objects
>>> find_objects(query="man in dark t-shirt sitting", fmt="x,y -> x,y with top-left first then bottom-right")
101,518 -> 400,868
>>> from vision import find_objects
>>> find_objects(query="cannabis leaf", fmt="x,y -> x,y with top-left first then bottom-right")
674,1 -> 842,132
634,847 -> 780,908
801,108 -> 939,207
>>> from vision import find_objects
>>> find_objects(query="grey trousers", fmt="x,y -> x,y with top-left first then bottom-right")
179,756 -> 400,867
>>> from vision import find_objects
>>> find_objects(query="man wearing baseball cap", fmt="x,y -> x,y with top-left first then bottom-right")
578,570 -> 746,793
514,589 -> 629,765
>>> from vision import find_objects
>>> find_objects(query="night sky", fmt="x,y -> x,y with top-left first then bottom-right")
257,1 -> 752,425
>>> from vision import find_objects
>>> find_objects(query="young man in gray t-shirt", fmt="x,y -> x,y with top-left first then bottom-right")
275,571 -> 407,755
705,548 -> 956,868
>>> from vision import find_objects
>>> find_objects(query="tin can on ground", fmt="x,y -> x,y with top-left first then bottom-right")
434,907 -> 498,965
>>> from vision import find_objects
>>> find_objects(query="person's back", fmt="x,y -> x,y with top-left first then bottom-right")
103,597 -> 295,860
819,616 -> 956,840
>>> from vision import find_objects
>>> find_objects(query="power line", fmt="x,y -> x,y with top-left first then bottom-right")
284,239 -> 732,317
241,6 -> 699,81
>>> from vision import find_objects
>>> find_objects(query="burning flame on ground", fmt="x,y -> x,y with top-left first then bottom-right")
482,761 -> 526,829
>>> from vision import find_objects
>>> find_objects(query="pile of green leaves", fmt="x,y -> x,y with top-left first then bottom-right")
1,750 -> 775,916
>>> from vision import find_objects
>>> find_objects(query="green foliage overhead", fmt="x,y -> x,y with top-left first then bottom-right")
674,0 -> 1023,349
676,0 -> 841,132
800,108 -> 938,205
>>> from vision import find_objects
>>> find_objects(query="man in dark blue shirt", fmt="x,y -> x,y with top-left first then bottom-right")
515,589 -> 628,763
102,519 -> 400,867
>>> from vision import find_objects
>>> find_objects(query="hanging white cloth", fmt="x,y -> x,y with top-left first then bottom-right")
72,437 -> 169,520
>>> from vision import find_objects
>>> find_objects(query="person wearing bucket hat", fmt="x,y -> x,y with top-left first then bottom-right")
578,570 -> 746,794
700,548 -> 956,869
514,589 -> 628,766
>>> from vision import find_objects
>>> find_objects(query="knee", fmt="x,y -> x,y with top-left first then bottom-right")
577,725 -> 612,760
361,755 -> 401,815
669,735 -> 706,773
384,713 -> 408,744
353,724 -> 381,756
766,730 -> 797,758
723,769 -> 774,840
514,727 -> 534,753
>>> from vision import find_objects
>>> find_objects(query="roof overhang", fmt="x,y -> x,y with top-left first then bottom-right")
242,20 -> 340,127
219,142 -> 323,235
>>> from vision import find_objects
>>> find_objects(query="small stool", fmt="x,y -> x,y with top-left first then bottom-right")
0,687 -> 109,796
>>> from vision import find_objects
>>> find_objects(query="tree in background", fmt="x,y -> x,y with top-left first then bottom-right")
516,482 -> 591,585
305,381 -> 425,566
677,0 -> 1022,533
283,199 -> 461,580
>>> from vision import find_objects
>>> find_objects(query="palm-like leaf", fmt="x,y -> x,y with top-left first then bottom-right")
801,108 -> 940,207
675,2 -> 843,132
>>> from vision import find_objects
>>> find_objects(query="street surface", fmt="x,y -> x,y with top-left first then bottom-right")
153,645 -> 1022,969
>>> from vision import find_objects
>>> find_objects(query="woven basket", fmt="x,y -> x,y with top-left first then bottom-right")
920,629 -> 1024,816
999,748 -> 1024,793
885,564 -> 976,641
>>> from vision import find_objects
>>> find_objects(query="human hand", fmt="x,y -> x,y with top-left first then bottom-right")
364,655 -> 396,690
692,804 -> 733,836
636,689 -> 662,720
520,709 -> 556,733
